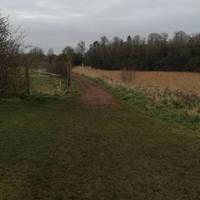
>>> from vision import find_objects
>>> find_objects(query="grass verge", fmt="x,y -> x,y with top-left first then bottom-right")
0,76 -> 199,199
91,77 -> 200,131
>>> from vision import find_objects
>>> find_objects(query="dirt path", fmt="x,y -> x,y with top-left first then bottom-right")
73,74 -> 119,107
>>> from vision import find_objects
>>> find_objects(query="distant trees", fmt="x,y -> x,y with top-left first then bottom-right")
63,46 -> 74,56
29,47 -> 44,57
86,31 -> 200,72
47,44 -> 83,76
27,47 -> 46,68
47,48 -> 55,65
47,48 -> 54,56
62,46 -> 79,65
47,48 -> 74,92
77,41 -> 86,66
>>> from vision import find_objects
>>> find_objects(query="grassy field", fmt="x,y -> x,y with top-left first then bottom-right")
0,74 -> 200,199
31,72 -> 65,96
74,67 -> 200,126
73,67 -> 200,96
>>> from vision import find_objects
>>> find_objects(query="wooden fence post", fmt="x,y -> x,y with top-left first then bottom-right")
25,61 -> 30,96
66,60 -> 72,93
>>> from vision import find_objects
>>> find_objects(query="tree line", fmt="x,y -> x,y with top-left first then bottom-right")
27,42 -> 85,74
86,32 -> 200,72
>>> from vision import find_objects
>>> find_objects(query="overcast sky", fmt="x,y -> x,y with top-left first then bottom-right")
0,0 -> 199,53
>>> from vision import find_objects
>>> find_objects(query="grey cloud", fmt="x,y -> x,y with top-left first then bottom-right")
0,0 -> 199,53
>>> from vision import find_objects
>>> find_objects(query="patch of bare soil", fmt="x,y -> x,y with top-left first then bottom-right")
73,74 -> 119,107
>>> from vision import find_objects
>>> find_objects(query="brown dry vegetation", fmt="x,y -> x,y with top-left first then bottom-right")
73,67 -> 200,97
74,66 -> 200,119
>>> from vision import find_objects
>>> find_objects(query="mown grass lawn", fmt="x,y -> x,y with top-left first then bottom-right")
0,83 -> 199,199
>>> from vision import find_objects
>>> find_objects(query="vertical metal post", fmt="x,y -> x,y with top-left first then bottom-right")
25,62 -> 30,96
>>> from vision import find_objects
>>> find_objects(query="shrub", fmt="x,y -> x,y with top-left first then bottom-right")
0,14 -> 25,97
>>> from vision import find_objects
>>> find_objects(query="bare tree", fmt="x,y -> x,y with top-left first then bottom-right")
0,13 -> 25,97
47,48 -> 54,56
29,47 -> 44,57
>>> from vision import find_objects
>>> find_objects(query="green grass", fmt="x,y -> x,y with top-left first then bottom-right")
92,77 -> 200,131
30,73 -> 78,98
0,77 -> 200,199
31,76 -> 65,96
